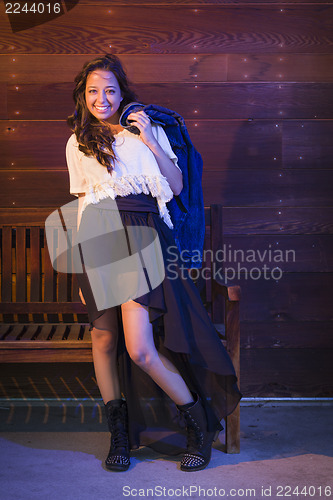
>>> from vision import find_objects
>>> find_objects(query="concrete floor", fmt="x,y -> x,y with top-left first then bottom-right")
0,401 -> 332,500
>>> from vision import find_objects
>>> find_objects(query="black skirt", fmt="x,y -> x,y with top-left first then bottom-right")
76,192 -> 242,455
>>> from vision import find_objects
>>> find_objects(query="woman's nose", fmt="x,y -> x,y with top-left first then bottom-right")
96,91 -> 108,104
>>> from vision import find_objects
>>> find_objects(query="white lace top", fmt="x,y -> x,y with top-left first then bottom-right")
66,124 -> 181,229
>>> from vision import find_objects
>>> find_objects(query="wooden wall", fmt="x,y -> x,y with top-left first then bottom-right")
1,0 -> 333,397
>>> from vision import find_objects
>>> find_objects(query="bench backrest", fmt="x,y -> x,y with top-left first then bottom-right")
0,205 -> 224,324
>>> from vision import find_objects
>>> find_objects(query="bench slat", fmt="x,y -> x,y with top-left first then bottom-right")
50,324 -> 66,341
1,325 -> 25,341
82,326 -> 91,341
19,324 -> 40,340
44,230 -> 55,302
1,226 -> 12,301
36,324 -> 52,340
66,323 -> 81,341
30,227 -> 41,301
16,227 -> 27,302
0,302 -> 87,314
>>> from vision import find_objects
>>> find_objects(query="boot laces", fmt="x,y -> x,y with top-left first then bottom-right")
184,412 -> 204,450
110,407 -> 128,449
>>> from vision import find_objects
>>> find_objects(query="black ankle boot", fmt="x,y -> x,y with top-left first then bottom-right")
104,399 -> 130,471
177,395 -> 219,472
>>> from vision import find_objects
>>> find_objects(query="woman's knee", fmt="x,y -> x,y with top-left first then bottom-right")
91,328 -> 117,354
128,347 -> 158,371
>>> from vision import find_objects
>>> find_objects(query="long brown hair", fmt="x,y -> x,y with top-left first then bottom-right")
67,54 -> 138,173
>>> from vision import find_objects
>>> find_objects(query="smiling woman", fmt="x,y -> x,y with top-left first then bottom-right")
85,70 -> 124,124
65,54 -> 241,474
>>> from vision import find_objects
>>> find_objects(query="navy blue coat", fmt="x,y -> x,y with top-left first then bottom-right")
119,102 -> 205,269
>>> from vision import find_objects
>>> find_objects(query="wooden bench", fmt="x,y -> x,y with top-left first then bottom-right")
0,205 -> 240,452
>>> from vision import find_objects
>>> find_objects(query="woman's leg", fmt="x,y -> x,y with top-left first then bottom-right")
90,310 -> 121,403
121,300 -> 194,406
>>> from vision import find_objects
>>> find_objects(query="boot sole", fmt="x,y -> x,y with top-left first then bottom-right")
180,461 -> 209,472
105,462 -> 130,472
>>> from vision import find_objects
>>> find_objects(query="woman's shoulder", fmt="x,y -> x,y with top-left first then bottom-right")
66,133 -> 77,148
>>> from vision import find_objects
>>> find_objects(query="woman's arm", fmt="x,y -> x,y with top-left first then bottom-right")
127,111 -> 183,195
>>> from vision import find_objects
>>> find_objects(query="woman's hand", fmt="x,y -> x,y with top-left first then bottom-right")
127,111 -> 158,148
127,110 -> 183,195
79,288 -> 86,305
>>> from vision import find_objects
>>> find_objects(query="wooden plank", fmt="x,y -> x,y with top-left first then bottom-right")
43,229 -> 56,303
235,273 -> 333,322
1,119 -> 332,172
240,348 -> 333,397
0,83 -> 7,119
0,324 -> 11,340
78,0 -> 333,4
1,207 -> 333,235
30,227 -> 41,301
82,326 -> 91,341
0,208 -> 56,225
241,321 -> 333,349
5,83 -> 333,121
66,323 -> 81,341
202,169 -> 333,207
218,235 -> 333,272
1,5 -> 332,54
15,227 -> 26,302
1,325 -> 24,341
228,53 -> 333,83
1,169 -> 333,208
19,324 -> 39,340
36,324 -> 52,340
0,302 -> 87,314
1,226 -> 12,301
0,121 -> 69,170
210,205 -> 224,322
282,121 -> 333,169
50,324 -> 66,341
222,208 -> 333,235
79,0 -> 333,4
0,54 -> 228,84
0,348 -> 93,363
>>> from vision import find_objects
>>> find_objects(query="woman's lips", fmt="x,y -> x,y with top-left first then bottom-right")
94,105 -> 110,112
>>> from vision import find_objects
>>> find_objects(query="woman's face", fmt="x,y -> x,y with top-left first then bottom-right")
85,69 -> 123,124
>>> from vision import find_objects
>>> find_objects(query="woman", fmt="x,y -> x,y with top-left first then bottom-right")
66,54 -> 241,472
